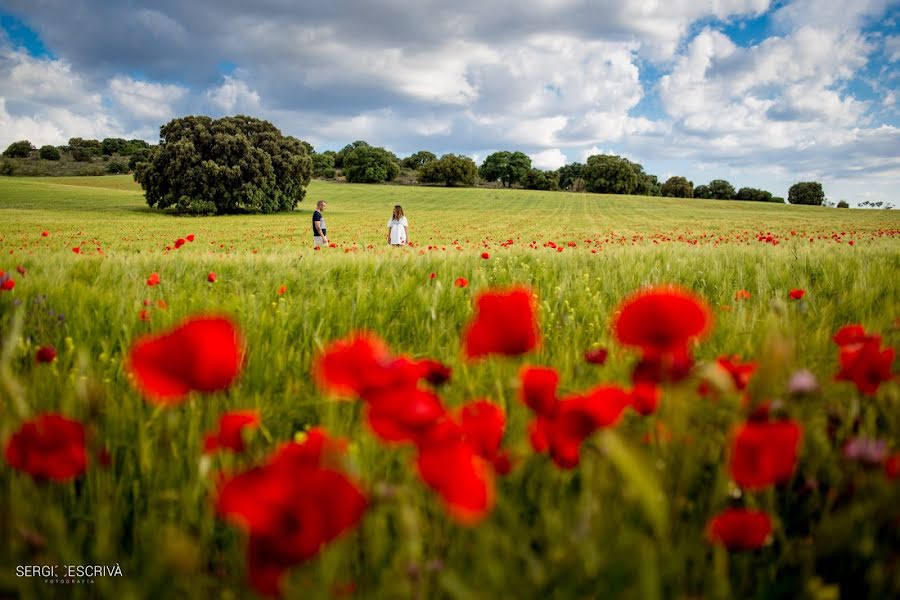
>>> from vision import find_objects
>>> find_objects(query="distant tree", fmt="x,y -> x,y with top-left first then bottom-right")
556,162 -> 584,191
38,145 -> 61,161
523,168 -> 559,191
401,151 -> 437,170
101,137 -> 129,155
343,144 -> 400,183
661,176 -> 694,198
68,138 -> 102,156
837,200 -> 850,208
478,151 -> 532,187
694,184 -> 711,199
70,146 -> 94,162
581,154 -> 637,194
622,158 -> 660,196
418,154 -> 478,186
734,187 -> 772,202
3,140 -> 35,158
771,196 -> 785,204
788,181 -> 825,206
334,141 -> 370,169
128,147 -> 153,171
124,139 -> 151,155
707,179 -> 735,200
106,160 -> 129,174
312,152 -> 336,178
134,114 -> 312,215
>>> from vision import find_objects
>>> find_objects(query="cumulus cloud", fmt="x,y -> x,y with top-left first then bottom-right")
530,148 -> 568,170
108,76 -> 187,121
205,75 -> 261,114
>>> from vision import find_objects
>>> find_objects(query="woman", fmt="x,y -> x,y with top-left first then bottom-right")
386,205 -> 409,246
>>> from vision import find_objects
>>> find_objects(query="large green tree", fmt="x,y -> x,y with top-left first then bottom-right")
581,154 -> 637,194
334,141 -> 369,169
661,176 -> 694,198
707,179 -> 736,200
401,151 -> 437,170
342,144 -> 401,183
418,154 -> 478,186
788,181 -> 825,206
556,162 -> 584,191
134,115 -> 312,215
735,187 -> 774,203
523,169 -> 558,191
478,151 -> 532,187
3,140 -> 35,158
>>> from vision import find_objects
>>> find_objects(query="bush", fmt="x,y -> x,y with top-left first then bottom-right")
68,138 -> 102,156
134,115 -> 312,215
556,163 -> 584,191
128,148 -> 153,172
735,187 -> 774,203
523,169 -> 558,191
418,154 -> 478,186
401,151 -> 437,170
3,140 -> 35,158
106,160 -> 129,174
788,181 -> 825,206
70,146 -> 94,162
837,200 -> 850,208
343,145 -> 400,183
0,160 -> 14,176
101,138 -> 129,155
39,145 -> 61,161
661,176 -> 694,198
312,152 -> 336,178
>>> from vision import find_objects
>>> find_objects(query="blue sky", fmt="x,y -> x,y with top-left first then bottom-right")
1,0 -> 898,206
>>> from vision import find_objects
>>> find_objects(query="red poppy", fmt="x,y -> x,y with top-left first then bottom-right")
5,413 -> 87,482
364,387 -> 447,445
458,400 -> 510,474
707,508 -> 772,551
35,346 -> 57,363
717,356 -> 757,391
186,234 -> 195,242
789,288 -> 805,300
630,383 -> 660,416
147,272 -> 160,286
885,453 -> 900,480
519,366 -> 559,417
734,289 -> 751,301
208,272 -> 217,283
584,347 -> 608,365
204,410 -> 261,454
429,272 -> 437,280
481,252 -> 490,259
416,438 -> 494,525
72,247 -> 81,254
127,315 -> 245,405
613,286 -> 711,359
277,285 -> 287,295
314,333 -> 412,398
41,230 -> 49,237
414,358 -> 452,386
0,278 -> 14,291
138,309 -> 151,322
16,265 -> 26,275
835,342 -> 894,396
833,324 -> 871,347
543,386 -> 630,469
730,419 -> 802,489
174,238 -> 186,249
454,277 -> 468,288
216,428 -> 366,597
463,287 -> 540,358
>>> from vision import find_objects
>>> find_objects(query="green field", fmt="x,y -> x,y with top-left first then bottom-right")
1,175 -> 898,599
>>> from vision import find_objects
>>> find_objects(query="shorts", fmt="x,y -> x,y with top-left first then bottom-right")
314,235 -> 326,247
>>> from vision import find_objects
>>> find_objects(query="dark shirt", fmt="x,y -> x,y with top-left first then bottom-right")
312,210 -> 326,236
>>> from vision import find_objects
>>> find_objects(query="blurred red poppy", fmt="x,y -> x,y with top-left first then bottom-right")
454,277 -> 468,288
5,413 -> 87,482
204,410 -> 261,454
519,366 -> 559,417
147,272 -> 160,286
730,419 -> 802,489
463,287 -> 539,358
584,347 -> 608,365
835,342 -> 895,396
717,355 -> 757,391
127,315 -> 245,405
35,346 -> 57,363
208,272 -> 217,283
734,289 -> 751,301
707,508 -> 771,551
789,288 -> 805,300
613,286 -> 711,359
0,278 -> 14,291
630,383 -> 660,416
481,252 -> 490,259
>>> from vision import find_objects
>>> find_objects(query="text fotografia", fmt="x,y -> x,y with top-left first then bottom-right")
17,564 -> 123,584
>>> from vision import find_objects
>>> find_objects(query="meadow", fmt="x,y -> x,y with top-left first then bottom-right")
0,175 -> 898,599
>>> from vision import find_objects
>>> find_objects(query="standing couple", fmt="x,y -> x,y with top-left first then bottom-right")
312,201 -> 410,247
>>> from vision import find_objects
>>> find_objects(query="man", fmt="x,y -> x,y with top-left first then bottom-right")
312,200 -> 328,247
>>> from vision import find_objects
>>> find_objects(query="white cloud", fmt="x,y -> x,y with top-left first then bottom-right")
530,148 -> 568,170
205,75 -> 261,114
108,76 -> 187,121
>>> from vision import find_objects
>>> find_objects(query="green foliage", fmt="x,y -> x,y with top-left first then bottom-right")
789,181 -> 826,206
523,168 -> 558,191
68,137 -> 103,156
3,140 -> 35,158
707,179 -> 735,200
70,146 -> 94,162
556,162 -> 584,191
735,187 -> 774,203
624,159 -> 661,196
343,144 -> 401,183
401,150 -> 437,170
582,154 -> 638,194
312,152 -> 336,178
334,140 -> 370,168
478,151 -> 532,187
133,114 -> 312,214
418,153 -> 478,186
661,176 -> 694,198
101,137 -> 129,155
128,147 -> 153,172
837,200 -> 850,208
38,145 -> 61,161
106,160 -> 129,174
694,184 -> 711,199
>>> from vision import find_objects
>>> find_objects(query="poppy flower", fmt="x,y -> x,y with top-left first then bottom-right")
127,315 -> 245,405
415,358 -> 452,386
613,286 -> 711,360
463,287 -> 540,358
729,419 -> 802,489
832,324 -> 872,347
363,387 -> 447,445
429,272 -> 436,280
717,356 -> 757,391
630,383 -> 660,416
519,366 -> 559,417
174,238 -> 186,249
41,231 -> 49,237
147,272 -> 160,286
204,410 -> 261,454
314,333 -> 412,399
186,234 -> 195,242
208,272 -> 217,283
216,428 -> 367,597
707,508 -> 772,551
458,400 -> 510,474
481,252 -> 490,259
16,265 -> 26,275
789,289 -> 805,300
584,347 -> 608,365
885,453 -> 900,480
454,277 -> 468,288
734,289 -> 751,301
138,309 -> 151,322
35,346 -> 57,363
5,413 -> 87,482
277,285 -> 287,295
72,247 -> 81,254
416,436 -> 494,525
835,340 -> 895,396
0,278 -> 14,291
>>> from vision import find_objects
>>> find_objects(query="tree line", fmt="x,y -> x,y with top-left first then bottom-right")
2,115 -> 829,214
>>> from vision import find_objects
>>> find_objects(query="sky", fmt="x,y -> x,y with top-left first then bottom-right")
1,0 -> 899,206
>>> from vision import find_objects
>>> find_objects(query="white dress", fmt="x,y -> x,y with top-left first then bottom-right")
387,216 -> 408,245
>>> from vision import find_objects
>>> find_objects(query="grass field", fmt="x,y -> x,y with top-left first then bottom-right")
1,175 -> 898,599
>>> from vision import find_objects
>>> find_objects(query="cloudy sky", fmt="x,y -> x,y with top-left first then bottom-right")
1,0 -> 899,205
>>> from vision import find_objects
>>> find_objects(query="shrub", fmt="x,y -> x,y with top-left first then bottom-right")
101,138 -> 129,155
106,160 -> 129,174
837,200 -> 850,208
134,115 -> 312,215
735,187 -> 774,203
3,140 -> 35,158
418,154 -> 478,186
70,146 -> 94,162
788,181 -> 825,206
401,151 -> 437,170
128,148 -> 153,172
39,145 -> 61,161
68,138 -> 102,156
312,152 -> 336,178
523,169 -> 558,191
